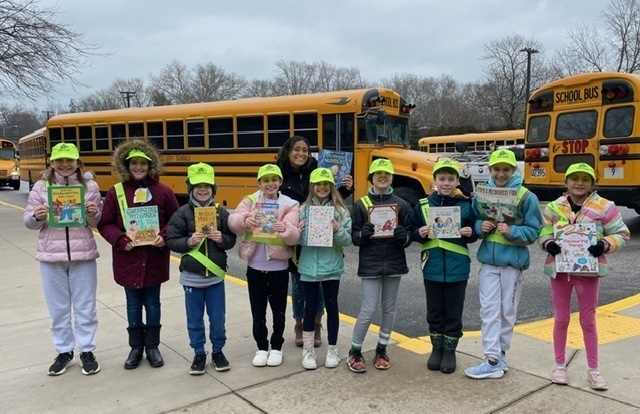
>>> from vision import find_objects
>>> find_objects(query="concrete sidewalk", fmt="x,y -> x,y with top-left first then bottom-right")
1,201 -> 639,414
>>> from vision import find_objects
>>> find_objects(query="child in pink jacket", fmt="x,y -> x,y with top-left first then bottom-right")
228,164 -> 300,367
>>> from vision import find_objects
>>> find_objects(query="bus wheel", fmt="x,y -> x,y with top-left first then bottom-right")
12,181 -> 20,190
634,206 -> 640,215
394,187 -> 421,208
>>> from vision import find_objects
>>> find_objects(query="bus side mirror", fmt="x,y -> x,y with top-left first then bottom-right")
455,142 -> 468,152
377,109 -> 387,125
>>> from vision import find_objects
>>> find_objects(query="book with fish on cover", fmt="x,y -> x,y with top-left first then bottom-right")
475,184 -> 518,223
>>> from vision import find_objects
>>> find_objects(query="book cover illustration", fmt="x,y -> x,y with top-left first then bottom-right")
475,184 -> 518,223
126,205 -> 160,246
554,222 -> 599,274
427,206 -> 461,238
301,205 -> 334,247
368,204 -> 398,238
251,203 -> 279,239
318,149 -> 353,186
195,206 -> 217,235
47,185 -> 86,227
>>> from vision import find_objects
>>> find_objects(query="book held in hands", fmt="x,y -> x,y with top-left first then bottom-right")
368,204 -> 398,238
47,185 -> 86,227
475,184 -> 518,223
195,206 -> 217,235
126,205 -> 160,246
427,206 -> 461,239
251,203 -> 279,239
318,149 -> 353,186
301,205 -> 334,247
554,222 -> 599,274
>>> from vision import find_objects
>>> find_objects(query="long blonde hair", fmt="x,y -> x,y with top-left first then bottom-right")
304,182 -> 349,221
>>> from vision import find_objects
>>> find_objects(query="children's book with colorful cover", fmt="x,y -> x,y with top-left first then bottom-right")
474,184 -> 518,223
368,204 -> 398,238
251,203 -> 279,239
427,206 -> 461,238
47,185 -> 86,228
195,206 -> 217,235
301,205 -> 334,247
318,149 -> 353,187
554,222 -> 599,274
126,205 -> 160,246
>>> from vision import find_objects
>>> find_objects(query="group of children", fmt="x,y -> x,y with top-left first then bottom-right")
24,140 -> 629,392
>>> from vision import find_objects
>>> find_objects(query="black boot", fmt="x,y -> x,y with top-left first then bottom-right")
427,333 -> 443,371
144,325 -> 164,368
440,335 -> 459,374
124,327 -> 145,369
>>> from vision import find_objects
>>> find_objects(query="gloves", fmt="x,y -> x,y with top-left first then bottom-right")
545,241 -> 561,256
360,222 -> 375,239
588,240 -> 606,257
394,226 -> 408,245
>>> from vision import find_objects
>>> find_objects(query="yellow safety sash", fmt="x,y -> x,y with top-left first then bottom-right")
114,182 -> 130,226
182,236 -> 226,279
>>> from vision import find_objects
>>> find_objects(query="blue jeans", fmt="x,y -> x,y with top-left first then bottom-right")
291,271 -> 324,320
125,285 -> 161,328
184,283 -> 226,354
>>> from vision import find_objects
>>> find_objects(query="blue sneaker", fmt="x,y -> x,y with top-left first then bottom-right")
465,358 -> 504,379
499,354 -> 508,372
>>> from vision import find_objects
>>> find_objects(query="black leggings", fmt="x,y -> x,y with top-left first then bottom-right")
302,279 -> 340,345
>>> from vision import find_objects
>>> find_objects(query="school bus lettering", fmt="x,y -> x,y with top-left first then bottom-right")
176,155 -> 191,161
555,86 -> 599,104
561,140 -> 589,154
380,96 -> 399,109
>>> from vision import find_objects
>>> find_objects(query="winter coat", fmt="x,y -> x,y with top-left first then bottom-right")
298,201 -> 352,281
472,173 -> 542,270
352,188 -> 413,277
97,139 -> 180,289
24,172 -> 102,262
166,201 -> 236,278
538,192 -> 630,277
228,190 -> 300,261
412,191 -> 478,283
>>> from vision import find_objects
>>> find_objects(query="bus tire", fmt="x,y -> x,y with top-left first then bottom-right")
12,181 -> 20,190
394,187 -> 421,208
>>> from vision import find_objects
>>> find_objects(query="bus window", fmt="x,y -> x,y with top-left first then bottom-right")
63,126 -> 77,146
187,119 -> 205,148
553,153 -> 595,174
237,116 -> 264,148
112,123 -> 126,149
95,125 -> 109,150
166,120 -> 184,149
293,113 -> 318,146
79,126 -> 92,151
268,114 -> 290,148
527,116 -> 550,142
208,117 -> 233,149
604,106 -> 634,138
49,128 -> 62,148
147,121 -> 164,149
556,111 -> 597,140
128,122 -> 144,139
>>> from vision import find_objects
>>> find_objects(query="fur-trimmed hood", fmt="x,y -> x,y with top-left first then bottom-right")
112,139 -> 163,182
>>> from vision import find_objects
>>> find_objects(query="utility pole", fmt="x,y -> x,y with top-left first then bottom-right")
120,91 -> 136,108
42,110 -> 54,120
520,47 -> 539,102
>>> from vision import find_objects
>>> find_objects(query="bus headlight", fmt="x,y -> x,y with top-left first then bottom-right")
10,171 -> 20,180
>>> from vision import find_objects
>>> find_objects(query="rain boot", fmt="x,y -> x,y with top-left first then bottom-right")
144,325 -> 164,368
301,331 -> 317,370
427,333 -> 443,371
314,315 -> 322,347
294,319 -> 303,347
124,326 -> 145,369
440,335 -> 459,374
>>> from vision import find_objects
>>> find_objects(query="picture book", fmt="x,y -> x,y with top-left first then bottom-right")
427,206 -> 461,238
47,185 -> 86,228
554,222 -> 599,274
195,206 -> 217,235
251,203 -> 279,239
301,205 -> 334,247
475,184 -> 518,223
318,149 -> 353,186
126,205 -> 160,246
368,204 -> 398,238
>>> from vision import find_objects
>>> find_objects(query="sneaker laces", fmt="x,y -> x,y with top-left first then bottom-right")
81,352 -> 96,364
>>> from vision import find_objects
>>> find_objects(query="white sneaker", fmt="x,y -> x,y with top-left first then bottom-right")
325,345 -> 340,368
252,350 -> 268,367
267,350 -> 283,367
302,349 -> 317,370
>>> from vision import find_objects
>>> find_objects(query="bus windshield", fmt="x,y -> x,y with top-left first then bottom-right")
0,147 -> 16,159
359,115 -> 409,144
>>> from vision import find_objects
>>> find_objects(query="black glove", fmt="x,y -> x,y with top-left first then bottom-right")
394,226 -> 408,245
588,240 -> 605,257
545,241 -> 562,256
360,222 -> 375,239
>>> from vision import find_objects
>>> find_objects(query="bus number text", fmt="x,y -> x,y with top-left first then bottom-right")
561,140 -> 589,154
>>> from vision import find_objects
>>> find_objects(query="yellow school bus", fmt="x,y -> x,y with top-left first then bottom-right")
418,130 -> 524,153
17,127 -> 46,190
524,72 -> 640,213
0,138 -> 20,190
32,89 -> 472,206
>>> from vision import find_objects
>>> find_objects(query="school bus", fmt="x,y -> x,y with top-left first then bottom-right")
17,127 -> 46,190
418,130 -> 524,153
524,72 -> 640,213
24,89 -> 473,206
0,138 -> 20,190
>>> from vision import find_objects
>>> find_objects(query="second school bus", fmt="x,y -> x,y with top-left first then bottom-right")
524,72 -> 640,213
25,88 -> 473,207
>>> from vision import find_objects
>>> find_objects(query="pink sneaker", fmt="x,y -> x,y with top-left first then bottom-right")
587,370 -> 608,391
551,366 -> 568,385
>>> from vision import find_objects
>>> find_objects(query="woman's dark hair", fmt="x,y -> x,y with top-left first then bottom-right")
276,135 -> 313,168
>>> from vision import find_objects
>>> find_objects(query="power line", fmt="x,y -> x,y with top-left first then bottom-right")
120,91 -> 136,108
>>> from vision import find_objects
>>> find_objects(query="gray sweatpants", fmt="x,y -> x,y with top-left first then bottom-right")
351,276 -> 402,347
40,260 -> 98,354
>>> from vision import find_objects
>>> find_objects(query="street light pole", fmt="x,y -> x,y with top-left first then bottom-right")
520,47 -> 539,102
1,124 -> 18,139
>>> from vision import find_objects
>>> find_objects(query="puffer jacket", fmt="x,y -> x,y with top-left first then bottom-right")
24,172 -> 102,262
228,190 -> 300,260
298,201 -> 352,281
538,192 -> 630,277
352,188 -> 413,277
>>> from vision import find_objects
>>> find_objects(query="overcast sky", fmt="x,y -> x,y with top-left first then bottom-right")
29,0 -> 605,109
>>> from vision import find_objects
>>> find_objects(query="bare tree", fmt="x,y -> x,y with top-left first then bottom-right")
0,0 -> 98,100
273,60 -> 366,95
76,78 -> 151,111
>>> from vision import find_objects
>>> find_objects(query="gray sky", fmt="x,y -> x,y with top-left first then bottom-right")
32,0 -> 605,109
